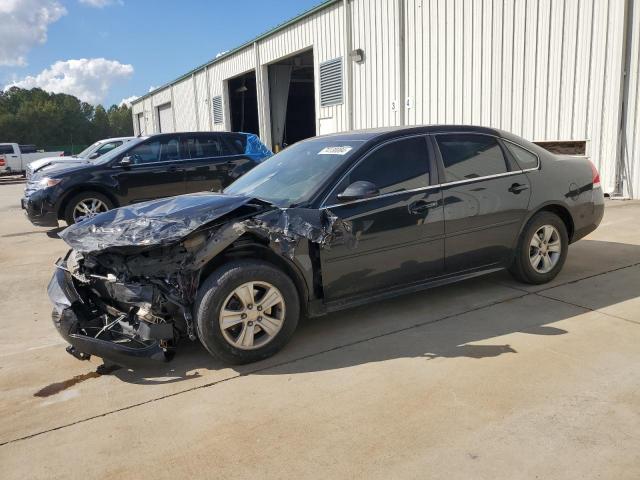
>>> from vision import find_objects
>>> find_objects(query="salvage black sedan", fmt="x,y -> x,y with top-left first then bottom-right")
49,125 -> 604,366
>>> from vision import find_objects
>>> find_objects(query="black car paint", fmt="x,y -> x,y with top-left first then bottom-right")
21,132 -> 268,227
49,125 -> 604,365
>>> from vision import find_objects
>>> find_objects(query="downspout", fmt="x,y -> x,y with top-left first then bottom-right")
397,0 -> 406,126
614,0 -> 635,197
343,0 -> 354,130
170,85 -> 177,132
192,73 -> 201,131
255,41 -> 272,150
205,66 -> 213,130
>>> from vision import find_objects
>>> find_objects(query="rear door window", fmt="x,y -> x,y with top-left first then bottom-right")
435,134 -> 510,182
185,134 -> 226,159
0,145 -> 15,154
222,134 -> 247,155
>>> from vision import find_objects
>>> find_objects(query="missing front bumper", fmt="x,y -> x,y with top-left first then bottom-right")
48,260 -> 172,367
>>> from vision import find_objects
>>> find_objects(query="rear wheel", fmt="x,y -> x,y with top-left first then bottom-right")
63,191 -> 113,225
194,260 -> 300,364
509,212 -> 569,284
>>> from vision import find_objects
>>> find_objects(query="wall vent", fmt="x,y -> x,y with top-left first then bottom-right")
319,58 -> 343,107
212,95 -> 224,124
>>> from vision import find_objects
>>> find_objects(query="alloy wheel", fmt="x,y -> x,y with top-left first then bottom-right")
219,281 -> 286,350
73,198 -> 108,222
529,225 -> 562,274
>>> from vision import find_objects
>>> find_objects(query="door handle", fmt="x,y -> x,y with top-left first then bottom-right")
508,183 -> 529,194
167,165 -> 182,173
408,200 -> 439,215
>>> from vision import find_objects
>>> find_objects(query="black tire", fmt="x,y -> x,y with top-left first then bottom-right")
509,211 -> 569,284
63,191 -> 113,225
194,260 -> 300,364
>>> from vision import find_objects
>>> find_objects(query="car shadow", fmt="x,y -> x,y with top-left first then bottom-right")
107,238 -> 640,384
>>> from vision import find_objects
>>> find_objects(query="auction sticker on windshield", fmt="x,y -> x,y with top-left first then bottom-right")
318,146 -> 353,155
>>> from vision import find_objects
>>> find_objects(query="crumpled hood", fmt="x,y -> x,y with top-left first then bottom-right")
60,192 -> 262,253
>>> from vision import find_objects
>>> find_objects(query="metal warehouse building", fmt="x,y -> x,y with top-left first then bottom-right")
131,0 -> 640,198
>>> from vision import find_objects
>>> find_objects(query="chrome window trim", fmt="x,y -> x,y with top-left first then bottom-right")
320,133 -> 432,207
323,184 -> 442,209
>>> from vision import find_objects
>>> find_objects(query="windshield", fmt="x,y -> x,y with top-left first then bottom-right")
224,138 -> 365,206
95,137 -> 146,165
75,141 -> 102,158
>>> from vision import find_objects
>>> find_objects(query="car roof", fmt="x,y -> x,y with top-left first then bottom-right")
314,124 -> 505,142
98,136 -> 137,143
146,131 -> 248,138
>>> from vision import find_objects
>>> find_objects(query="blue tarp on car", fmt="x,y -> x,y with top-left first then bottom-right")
242,133 -> 272,162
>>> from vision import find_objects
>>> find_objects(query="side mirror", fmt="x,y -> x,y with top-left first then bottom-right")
88,152 -> 99,159
119,156 -> 132,168
337,180 -> 380,202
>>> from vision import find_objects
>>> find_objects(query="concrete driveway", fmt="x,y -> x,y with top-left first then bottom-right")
1,177 -> 639,479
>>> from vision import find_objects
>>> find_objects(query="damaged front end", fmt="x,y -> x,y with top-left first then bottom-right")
48,192 -> 346,367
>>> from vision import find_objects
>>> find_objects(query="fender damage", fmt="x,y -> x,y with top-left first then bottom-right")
49,192 -> 347,367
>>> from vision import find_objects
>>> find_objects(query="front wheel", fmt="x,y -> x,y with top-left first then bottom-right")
63,191 -> 113,225
194,260 -> 300,364
509,212 -> 569,284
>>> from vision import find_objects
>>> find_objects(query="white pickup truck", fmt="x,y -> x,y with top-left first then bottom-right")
0,144 -> 64,174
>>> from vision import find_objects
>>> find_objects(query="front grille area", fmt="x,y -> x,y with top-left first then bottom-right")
24,179 -> 39,198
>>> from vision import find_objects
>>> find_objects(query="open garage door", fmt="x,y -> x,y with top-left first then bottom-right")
156,103 -> 174,133
268,49 -> 316,151
228,71 -> 259,135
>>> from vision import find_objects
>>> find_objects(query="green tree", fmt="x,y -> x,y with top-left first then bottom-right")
0,87 -> 134,150
91,105 -> 111,140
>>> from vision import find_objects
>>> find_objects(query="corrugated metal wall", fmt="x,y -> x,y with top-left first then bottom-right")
404,0 -> 627,193
623,0 -> 639,198
351,0 -> 401,129
132,0 -> 637,196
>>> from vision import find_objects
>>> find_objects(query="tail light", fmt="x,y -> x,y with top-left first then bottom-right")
0,155 -> 5,167
59,152 -> 65,156
590,161 -> 601,189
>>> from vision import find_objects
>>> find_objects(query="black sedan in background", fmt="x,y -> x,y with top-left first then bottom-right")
49,125 -> 604,367
21,132 -> 272,226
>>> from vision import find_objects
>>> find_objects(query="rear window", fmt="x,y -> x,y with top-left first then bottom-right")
19,145 -> 37,153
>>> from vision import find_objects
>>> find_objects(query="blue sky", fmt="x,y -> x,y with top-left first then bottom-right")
0,0 -> 323,107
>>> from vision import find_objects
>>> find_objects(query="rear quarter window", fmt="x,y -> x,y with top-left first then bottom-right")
503,141 -> 539,170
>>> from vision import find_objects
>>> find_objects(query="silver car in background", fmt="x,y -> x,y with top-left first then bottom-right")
26,137 -> 136,179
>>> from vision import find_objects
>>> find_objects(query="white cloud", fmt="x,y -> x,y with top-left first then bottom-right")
148,85 -> 157,92
119,95 -> 138,107
78,0 -> 123,7
6,58 -> 134,104
0,0 -> 66,66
